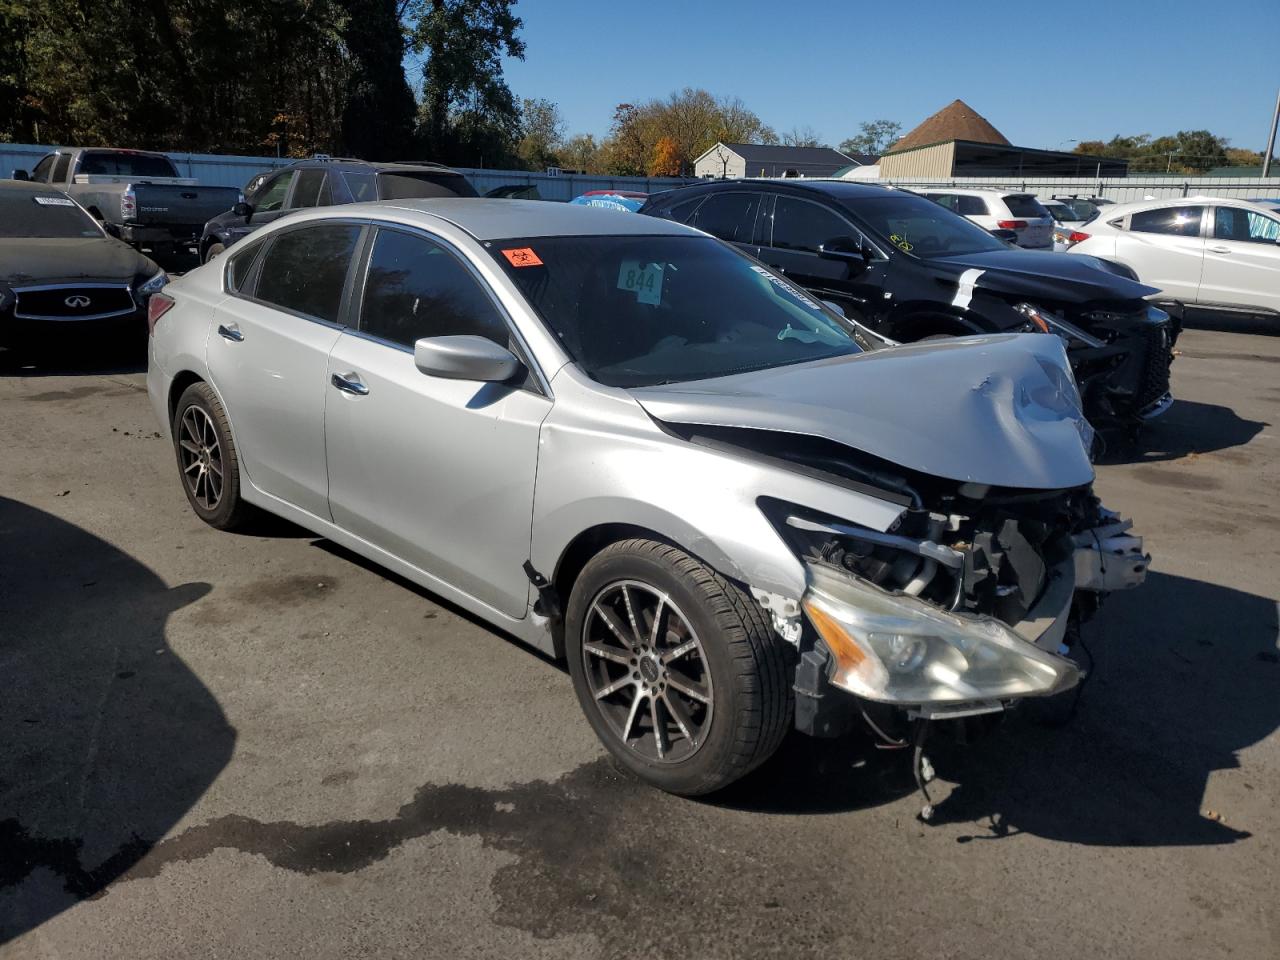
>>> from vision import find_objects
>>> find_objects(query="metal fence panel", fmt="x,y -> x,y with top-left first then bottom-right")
0,142 -> 694,198
874,174 -> 1280,202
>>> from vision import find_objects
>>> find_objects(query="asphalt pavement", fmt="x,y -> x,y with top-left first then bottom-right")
1,322 -> 1277,959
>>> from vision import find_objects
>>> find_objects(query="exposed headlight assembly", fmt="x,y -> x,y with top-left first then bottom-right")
1014,302 -> 1104,349
137,271 -> 169,297
802,561 -> 1079,706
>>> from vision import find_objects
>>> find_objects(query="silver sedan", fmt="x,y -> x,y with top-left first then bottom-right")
146,199 -> 1146,798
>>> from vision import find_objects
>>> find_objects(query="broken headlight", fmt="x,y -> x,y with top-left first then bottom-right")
1014,302 -> 1104,349
802,561 -> 1079,705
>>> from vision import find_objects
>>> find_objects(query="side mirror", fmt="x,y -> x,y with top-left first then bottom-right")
818,236 -> 870,264
102,222 -> 121,239
232,201 -> 253,221
11,169 -> 29,181
989,228 -> 1019,244
414,335 -> 521,383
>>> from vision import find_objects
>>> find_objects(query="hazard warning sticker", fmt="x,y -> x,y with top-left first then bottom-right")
501,247 -> 543,267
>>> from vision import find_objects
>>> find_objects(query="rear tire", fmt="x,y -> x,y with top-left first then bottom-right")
566,539 -> 793,796
172,382 -> 251,530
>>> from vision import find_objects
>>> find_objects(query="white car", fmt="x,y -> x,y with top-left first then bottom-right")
919,189 -> 1054,249
1043,199 -> 1092,252
1065,197 -> 1280,317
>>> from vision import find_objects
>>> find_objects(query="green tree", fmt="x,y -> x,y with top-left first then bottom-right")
516,97 -> 565,170
339,0 -> 417,160
409,0 -> 525,165
839,119 -> 901,156
1074,131 -> 1231,174
560,132 -> 602,173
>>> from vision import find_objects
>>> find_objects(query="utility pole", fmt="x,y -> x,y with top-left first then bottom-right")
1264,86 -> 1280,178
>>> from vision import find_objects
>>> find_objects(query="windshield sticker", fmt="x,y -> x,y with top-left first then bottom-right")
617,260 -> 664,305
952,268 -> 984,310
501,247 -> 543,267
33,196 -> 75,207
889,233 -> 913,252
748,264 -> 820,309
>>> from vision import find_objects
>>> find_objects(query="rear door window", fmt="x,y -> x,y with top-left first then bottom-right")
253,224 -> 362,323
290,169 -> 332,209
1212,207 -> 1280,244
957,195 -> 988,216
52,154 -> 72,183
1129,206 -> 1203,237
342,172 -> 377,202
31,155 -> 55,182
689,192 -> 761,243
769,196 -> 856,253
1002,194 -> 1048,218
359,228 -> 510,348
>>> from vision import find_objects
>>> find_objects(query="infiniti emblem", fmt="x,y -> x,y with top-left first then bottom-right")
65,295 -> 91,308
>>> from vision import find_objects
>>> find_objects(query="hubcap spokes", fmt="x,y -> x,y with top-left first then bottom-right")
583,580 -> 713,764
178,406 -> 223,511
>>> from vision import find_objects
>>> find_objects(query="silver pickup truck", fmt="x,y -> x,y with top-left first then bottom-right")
12,148 -> 241,254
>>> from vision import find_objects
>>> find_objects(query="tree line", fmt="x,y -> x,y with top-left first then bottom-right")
1074,131 -> 1264,174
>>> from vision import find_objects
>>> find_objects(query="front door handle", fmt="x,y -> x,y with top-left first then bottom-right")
1208,245 -> 1231,254
217,323 -> 244,342
330,372 -> 369,396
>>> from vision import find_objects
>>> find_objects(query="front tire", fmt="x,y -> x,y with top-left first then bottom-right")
204,242 -> 226,263
566,539 -> 793,795
172,382 -> 251,530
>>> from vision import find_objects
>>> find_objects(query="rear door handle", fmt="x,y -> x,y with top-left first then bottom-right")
216,323 -> 244,342
1208,245 -> 1231,254
330,372 -> 369,396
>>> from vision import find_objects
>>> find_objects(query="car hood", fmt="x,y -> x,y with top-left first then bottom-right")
0,237 -> 153,286
927,248 -> 1159,304
631,334 -> 1095,490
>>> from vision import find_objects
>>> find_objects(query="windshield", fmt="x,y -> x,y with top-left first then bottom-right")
78,152 -> 178,178
853,194 -> 1008,258
489,235 -> 873,387
0,192 -> 103,238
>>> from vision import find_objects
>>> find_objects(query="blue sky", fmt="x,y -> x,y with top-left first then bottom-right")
486,0 -> 1280,151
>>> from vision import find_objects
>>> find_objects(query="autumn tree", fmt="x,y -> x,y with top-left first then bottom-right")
602,89 -> 775,176
649,136 -> 680,176
782,125 -> 824,148
560,133 -> 603,173
516,97 -> 565,170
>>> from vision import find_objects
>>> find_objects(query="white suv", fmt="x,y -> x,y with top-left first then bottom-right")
919,189 -> 1054,249
1065,197 -> 1280,317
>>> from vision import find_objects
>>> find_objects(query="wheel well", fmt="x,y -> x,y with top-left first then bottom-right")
549,523 -> 672,659
168,371 -> 204,425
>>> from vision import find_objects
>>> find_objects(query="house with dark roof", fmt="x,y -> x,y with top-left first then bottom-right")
878,99 -> 1127,179
693,142 -> 860,179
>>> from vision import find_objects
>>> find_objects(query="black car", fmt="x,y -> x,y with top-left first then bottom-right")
0,180 -> 167,354
199,157 -> 477,263
640,180 -> 1178,427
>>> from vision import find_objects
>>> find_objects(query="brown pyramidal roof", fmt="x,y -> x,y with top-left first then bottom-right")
886,100 -> 1010,153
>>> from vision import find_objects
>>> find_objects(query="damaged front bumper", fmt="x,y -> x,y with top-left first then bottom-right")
775,510 -> 1148,734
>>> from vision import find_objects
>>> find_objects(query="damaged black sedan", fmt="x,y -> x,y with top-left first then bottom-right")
641,180 -> 1178,428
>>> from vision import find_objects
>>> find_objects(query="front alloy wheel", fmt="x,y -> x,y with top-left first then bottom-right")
566,539 -> 793,795
581,580 -> 714,764
173,381 -> 251,530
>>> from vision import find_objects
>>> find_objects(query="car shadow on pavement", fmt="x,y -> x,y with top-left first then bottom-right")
1097,398 -> 1266,464
1181,309 -> 1280,337
0,345 -> 147,378
0,497 -> 234,944
716,570 -> 1277,847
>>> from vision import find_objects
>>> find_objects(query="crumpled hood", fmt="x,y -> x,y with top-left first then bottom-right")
927,248 -> 1159,304
0,237 -> 152,286
632,334 -> 1095,490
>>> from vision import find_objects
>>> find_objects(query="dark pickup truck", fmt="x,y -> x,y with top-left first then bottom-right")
11,148 -> 241,255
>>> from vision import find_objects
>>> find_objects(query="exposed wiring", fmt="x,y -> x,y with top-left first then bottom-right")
860,708 -> 908,749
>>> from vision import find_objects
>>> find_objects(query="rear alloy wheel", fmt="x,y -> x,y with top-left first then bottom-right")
567,539 -> 793,795
173,381 -> 251,530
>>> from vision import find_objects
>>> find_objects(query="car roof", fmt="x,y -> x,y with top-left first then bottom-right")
349,198 -> 698,240
660,178 -> 910,202
918,187 -> 1027,198
283,157 -> 467,176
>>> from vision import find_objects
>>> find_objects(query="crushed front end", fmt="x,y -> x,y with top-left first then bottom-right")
751,451 -> 1147,813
